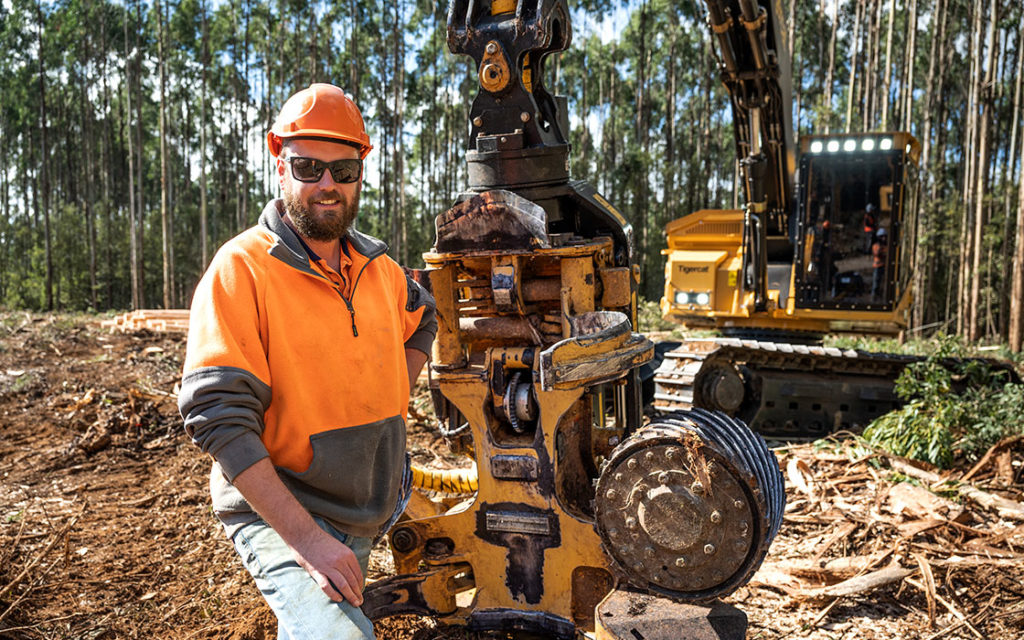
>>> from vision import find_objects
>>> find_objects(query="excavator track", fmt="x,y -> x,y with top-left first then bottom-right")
652,338 -> 925,440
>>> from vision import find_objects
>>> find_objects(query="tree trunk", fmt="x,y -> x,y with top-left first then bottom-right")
157,0 -> 172,309
902,0 -> 918,132
880,0 -> 895,128
36,0 -> 53,311
1011,134 -> 1024,352
200,0 -> 209,271
824,0 -> 838,133
968,0 -> 996,341
1002,23 -> 1023,342
845,0 -> 864,132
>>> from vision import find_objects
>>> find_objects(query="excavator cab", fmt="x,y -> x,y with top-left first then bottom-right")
794,133 -> 919,313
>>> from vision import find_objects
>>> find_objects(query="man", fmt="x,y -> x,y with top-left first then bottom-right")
871,226 -> 888,300
862,203 -> 877,254
179,83 -> 437,639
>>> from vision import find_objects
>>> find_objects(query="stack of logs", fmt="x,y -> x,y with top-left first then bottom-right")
101,309 -> 190,333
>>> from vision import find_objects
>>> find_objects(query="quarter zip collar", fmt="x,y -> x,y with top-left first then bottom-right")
260,199 -> 388,272
259,199 -> 390,338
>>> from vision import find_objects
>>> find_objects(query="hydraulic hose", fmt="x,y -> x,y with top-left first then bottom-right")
410,463 -> 479,495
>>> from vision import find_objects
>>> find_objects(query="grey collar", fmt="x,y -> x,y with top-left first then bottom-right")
258,199 -> 389,272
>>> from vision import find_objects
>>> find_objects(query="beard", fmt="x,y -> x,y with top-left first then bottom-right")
281,182 -> 360,241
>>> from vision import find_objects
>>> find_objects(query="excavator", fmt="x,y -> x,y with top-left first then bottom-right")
360,0 -> 784,638
654,0 -> 927,439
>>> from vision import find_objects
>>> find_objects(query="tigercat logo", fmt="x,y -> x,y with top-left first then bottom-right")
679,265 -> 710,274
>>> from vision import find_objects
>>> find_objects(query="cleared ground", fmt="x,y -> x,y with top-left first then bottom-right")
0,314 -> 1021,639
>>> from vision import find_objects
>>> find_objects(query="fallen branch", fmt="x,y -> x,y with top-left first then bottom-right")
799,563 -> 914,600
887,457 -> 1024,522
906,577 -> 985,639
961,434 -> 1024,483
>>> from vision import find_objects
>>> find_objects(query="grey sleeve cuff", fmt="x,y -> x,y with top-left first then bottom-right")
179,366 -> 273,480
405,321 -> 437,356
404,272 -> 437,356
211,430 -> 270,481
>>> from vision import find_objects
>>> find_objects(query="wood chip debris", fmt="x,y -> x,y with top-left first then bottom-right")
740,437 -> 1024,638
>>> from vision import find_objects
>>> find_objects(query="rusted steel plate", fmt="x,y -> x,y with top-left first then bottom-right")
594,590 -> 747,640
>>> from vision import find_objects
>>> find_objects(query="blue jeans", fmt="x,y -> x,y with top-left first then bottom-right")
231,517 -> 375,640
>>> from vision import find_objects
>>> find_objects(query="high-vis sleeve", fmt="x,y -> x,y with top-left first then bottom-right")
179,245 -> 274,481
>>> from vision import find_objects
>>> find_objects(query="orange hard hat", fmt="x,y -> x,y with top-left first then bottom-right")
267,83 -> 372,159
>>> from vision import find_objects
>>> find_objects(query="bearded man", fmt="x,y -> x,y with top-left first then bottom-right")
179,83 -> 437,639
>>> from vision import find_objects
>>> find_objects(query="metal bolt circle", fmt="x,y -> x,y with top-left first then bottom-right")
593,424 -> 768,599
485,42 -> 498,54
710,511 -> 722,524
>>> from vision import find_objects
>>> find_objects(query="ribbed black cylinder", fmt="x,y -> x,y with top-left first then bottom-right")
594,408 -> 785,602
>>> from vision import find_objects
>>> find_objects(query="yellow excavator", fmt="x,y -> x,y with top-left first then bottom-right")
654,0 -> 926,439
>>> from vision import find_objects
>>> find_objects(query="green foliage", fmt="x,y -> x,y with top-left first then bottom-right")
636,298 -> 674,332
862,339 -> 1023,468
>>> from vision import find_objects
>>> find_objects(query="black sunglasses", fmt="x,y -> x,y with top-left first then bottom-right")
283,156 -> 362,184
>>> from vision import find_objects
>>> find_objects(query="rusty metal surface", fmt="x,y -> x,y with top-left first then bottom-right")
594,410 -> 784,602
435,190 -> 549,253
594,590 -> 747,640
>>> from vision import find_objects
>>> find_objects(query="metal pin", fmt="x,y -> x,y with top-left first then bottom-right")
703,544 -> 716,555
472,117 -> 483,127
710,510 -> 722,524
675,557 -> 687,568
520,111 -> 530,122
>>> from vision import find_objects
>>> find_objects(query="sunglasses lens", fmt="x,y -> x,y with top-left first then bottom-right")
289,157 -> 324,182
329,159 -> 362,184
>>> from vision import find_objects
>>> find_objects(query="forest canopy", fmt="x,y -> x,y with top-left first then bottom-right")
0,0 -> 1021,347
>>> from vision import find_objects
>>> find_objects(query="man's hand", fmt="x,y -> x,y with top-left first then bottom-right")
289,525 -> 365,605
232,458 -> 365,605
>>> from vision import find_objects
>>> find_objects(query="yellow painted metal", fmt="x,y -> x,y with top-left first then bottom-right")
479,40 -> 512,93
393,235 -> 645,632
491,0 -> 516,14
659,206 -> 909,335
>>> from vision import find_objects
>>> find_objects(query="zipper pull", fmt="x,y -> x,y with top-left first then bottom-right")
345,299 -> 358,337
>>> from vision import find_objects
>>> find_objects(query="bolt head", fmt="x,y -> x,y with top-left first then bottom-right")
691,482 -> 705,495
658,471 -> 671,485
665,447 -> 678,459
472,117 -> 483,127
486,42 -> 498,54
627,459 -> 638,470
625,517 -> 638,530
675,557 -> 687,568
520,111 -> 530,122
733,499 -> 744,509
614,472 -> 624,482
710,510 -> 722,524
644,546 -> 656,558
605,489 -> 617,500
704,543 -> 716,555
633,562 -> 645,572
644,451 -> 655,462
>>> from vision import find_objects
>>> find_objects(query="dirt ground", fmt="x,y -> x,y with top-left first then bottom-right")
0,314 -> 1021,639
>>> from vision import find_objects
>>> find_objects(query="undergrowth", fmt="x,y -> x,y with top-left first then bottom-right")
862,335 -> 1023,468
